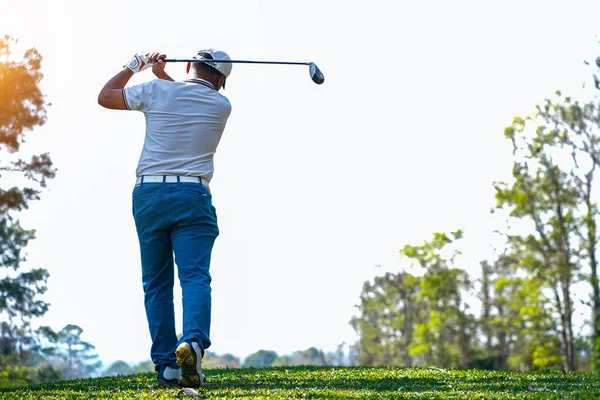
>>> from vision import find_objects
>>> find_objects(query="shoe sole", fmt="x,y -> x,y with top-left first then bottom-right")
175,343 -> 202,388
157,377 -> 179,386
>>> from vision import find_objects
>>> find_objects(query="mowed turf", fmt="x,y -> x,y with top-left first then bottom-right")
1,366 -> 599,399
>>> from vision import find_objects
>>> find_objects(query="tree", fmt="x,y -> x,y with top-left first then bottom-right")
324,342 -> 359,366
103,360 -> 133,377
496,91 -> 600,371
350,271 -> 421,366
0,34 -> 56,384
352,231 -> 474,368
288,347 -> 327,366
243,350 -> 278,368
102,359 -> 154,376
478,252 -> 561,370
401,231 -> 474,368
40,324 -> 101,379
131,359 -> 154,373
202,351 -> 240,369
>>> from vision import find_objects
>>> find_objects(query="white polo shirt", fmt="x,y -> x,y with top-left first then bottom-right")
124,78 -> 232,182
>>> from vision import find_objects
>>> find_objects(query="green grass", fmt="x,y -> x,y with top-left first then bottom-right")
1,366 -> 600,399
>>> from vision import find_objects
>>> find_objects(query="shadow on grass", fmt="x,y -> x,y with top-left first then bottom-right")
0,372 -> 161,394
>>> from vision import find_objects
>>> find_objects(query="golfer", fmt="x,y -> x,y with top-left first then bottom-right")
97,50 -> 232,388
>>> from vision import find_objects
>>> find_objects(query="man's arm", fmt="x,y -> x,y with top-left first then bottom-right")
97,68 -> 134,110
98,52 -> 170,110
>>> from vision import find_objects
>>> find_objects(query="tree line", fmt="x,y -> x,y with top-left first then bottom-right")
352,85 -> 600,371
103,344 -> 358,376
0,35 -> 107,388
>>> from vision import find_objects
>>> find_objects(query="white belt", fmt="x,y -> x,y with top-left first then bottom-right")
136,175 -> 209,188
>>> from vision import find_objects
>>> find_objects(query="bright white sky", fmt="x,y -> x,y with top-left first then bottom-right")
2,0 -> 600,367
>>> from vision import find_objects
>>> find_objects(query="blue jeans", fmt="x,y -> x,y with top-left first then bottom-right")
132,181 -> 218,370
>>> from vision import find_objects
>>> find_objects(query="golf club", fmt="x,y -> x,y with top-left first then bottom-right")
163,58 -> 325,85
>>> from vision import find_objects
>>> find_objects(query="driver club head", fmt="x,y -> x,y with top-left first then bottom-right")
309,62 -> 325,85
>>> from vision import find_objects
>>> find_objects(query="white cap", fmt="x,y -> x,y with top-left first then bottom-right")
194,49 -> 232,78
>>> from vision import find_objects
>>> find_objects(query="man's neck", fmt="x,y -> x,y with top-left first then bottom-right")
187,78 -> 215,90
193,75 -> 217,87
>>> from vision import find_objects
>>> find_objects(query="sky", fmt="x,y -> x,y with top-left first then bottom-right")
2,0 -> 600,367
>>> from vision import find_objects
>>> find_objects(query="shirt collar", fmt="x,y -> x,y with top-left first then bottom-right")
185,78 -> 215,90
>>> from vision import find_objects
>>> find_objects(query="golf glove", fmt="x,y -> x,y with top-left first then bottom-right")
124,53 -> 151,73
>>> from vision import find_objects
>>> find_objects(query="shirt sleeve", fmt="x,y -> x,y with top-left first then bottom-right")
124,81 -> 154,112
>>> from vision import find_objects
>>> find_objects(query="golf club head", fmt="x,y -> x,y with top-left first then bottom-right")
309,62 -> 325,85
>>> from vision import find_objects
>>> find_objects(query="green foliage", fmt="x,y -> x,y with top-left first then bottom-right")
102,359 -> 154,377
38,324 -> 101,380
353,232 -> 473,368
0,35 -> 55,211
1,367 -> 600,399
403,232 -> 472,369
286,347 -> 328,366
0,34 -> 58,388
103,360 -> 133,377
131,360 -> 155,373
243,347 -> 338,368
495,91 -> 600,371
351,271 -> 420,366
0,34 -> 54,323
0,355 -> 62,389
202,351 -> 240,369
352,88 -> 600,373
0,365 -> 43,389
243,349 -> 277,368
478,254 -> 562,371
0,35 -> 47,151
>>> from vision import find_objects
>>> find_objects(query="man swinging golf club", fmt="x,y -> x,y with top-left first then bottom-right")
98,49 -> 232,387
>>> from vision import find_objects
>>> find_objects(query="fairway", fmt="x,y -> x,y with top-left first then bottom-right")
1,366 -> 599,399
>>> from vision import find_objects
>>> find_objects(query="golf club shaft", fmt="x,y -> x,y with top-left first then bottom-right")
163,59 -> 311,66
163,58 -> 325,85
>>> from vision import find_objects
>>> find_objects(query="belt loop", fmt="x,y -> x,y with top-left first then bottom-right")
141,176 -> 144,184
162,175 -> 166,184
177,176 -> 181,183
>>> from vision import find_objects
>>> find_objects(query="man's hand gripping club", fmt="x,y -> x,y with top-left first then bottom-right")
124,52 -> 152,73
124,52 -> 173,81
